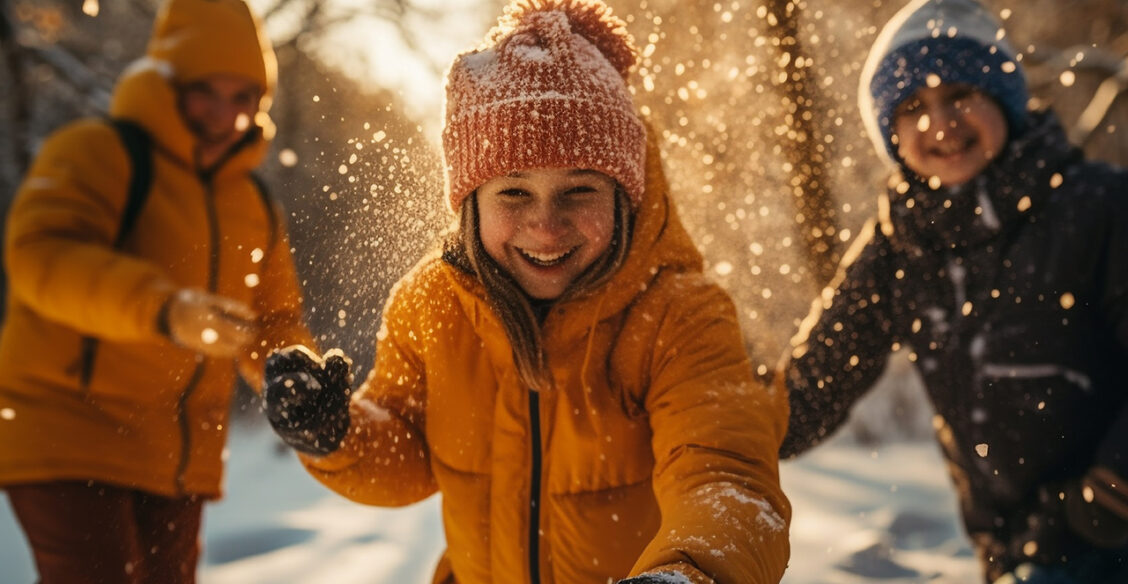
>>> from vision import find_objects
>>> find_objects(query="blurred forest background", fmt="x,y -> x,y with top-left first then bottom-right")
2,0 -> 1127,442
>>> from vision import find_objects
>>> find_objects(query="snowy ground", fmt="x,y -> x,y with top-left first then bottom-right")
0,419 -> 979,583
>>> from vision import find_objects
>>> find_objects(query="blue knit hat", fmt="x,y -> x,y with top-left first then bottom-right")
858,0 -> 1029,165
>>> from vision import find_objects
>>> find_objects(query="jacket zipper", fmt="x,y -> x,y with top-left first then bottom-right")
174,172 -> 221,494
528,388 -> 543,584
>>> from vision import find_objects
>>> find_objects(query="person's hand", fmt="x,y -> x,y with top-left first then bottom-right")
1064,468 -> 1128,548
991,563 -> 1075,584
162,288 -> 258,357
262,345 -> 353,456
1006,484 -> 1074,567
616,572 -> 692,583
1008,474 -> 1128,564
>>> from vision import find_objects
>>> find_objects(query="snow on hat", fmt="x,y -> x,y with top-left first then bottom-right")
147,0 -> 276,100
858,0 -> 1028,164
442,0 -> 647,212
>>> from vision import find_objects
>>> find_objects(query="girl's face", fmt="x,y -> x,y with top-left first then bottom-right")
477,167 -> 618,300
893,83 -> 1008,187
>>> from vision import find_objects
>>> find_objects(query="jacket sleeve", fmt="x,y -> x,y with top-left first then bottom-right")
779,219 -> 901,459
298,272 -> 437,507
631,275 -> 790,584
239,208 -> 316,388
4,121 -> 175,342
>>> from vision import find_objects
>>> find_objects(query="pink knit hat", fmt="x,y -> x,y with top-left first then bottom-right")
442,0 -> 647,212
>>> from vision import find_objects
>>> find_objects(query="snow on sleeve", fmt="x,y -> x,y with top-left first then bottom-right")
695,481 -> 787,534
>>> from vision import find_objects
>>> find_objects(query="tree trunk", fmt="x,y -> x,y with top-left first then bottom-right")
0,0 -> 31,175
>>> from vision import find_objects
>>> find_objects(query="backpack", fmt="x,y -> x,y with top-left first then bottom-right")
72,120 -> 279,387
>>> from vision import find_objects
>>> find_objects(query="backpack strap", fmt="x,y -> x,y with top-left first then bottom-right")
107,118 -> 153,248
75,119 -> 154,389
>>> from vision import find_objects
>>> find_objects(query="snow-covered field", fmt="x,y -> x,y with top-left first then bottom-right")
0,419 -> 979,583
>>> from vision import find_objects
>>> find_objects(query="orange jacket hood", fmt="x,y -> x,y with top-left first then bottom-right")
109,0 -> 275,172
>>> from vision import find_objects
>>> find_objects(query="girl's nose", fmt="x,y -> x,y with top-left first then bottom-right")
524,201 -> 568,235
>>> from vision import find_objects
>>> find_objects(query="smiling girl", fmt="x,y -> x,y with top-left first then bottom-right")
259,1 -> 791,583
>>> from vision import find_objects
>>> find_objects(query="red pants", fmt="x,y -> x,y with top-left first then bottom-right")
5,481 -> 203,584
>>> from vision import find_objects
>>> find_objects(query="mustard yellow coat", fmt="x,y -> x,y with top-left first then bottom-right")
302,143 -> 791,583
0,0 -> 311,498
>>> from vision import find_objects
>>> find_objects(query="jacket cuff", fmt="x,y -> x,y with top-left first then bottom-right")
1084,466 -> 1128,520
628,564 -> 711,584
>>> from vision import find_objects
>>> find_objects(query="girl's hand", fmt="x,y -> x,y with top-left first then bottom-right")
262,345 -> 353,456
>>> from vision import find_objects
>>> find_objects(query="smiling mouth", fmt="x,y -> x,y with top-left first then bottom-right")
931,135 -> 976,158
518,247 -> 577,267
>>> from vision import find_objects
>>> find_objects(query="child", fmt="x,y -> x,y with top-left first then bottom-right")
780,0 -> 1128,582
262,1 -> 791,582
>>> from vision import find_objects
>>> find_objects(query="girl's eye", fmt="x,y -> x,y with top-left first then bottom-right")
563,186 -> 597,197
497,188 -> 530,198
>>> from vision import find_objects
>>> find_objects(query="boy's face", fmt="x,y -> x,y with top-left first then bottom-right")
476,167 -> 617,300
892,83 -> 1008,187
177,73 -> 262,153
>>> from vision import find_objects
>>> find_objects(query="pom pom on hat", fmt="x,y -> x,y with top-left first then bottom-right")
489,0 -> 637,79
442,0 -> 647,212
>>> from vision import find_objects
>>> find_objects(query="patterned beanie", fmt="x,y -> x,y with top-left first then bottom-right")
858,0 -> 1029,165
442,0 -> 647,212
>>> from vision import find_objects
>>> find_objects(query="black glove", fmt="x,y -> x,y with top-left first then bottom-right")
1009,475 -> 1128,563
616,572 -> 691,583
1064,468 -> 1128,548
1005,484 -> 1073,567
263,345 -> 353,456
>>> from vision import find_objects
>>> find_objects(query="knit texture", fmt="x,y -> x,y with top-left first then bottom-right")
442,0 -> 647,211
858,0 -> 1028,164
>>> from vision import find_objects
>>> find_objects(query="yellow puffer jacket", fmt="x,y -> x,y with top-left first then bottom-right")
0,0 -> 311,498
302,139 -> 792,583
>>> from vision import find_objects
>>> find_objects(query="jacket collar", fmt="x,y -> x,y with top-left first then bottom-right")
107,59 -> 269,179
880,109 -> 1081,253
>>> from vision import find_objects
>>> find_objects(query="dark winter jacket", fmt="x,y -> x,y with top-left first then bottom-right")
781,111 -> 1128,580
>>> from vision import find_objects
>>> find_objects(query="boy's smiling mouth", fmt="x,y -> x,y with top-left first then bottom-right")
931,135 -> 977,158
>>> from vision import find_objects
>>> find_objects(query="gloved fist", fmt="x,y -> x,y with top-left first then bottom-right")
263,345 -> 353,456
1065,468 -> 1128,548
162,288 -> 259,358
616,572 -> 692,584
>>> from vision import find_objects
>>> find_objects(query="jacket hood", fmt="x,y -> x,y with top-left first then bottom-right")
147,0 -> 276,98
879,110 -> 1080,252
584,127 -> 703,321
109,0 -> 275,172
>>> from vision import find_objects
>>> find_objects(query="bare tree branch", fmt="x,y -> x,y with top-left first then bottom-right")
1070,60 -> 1128,145
1,0 -> 31,173
23,41 -> 113,112
1023,44 -> 1128,146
